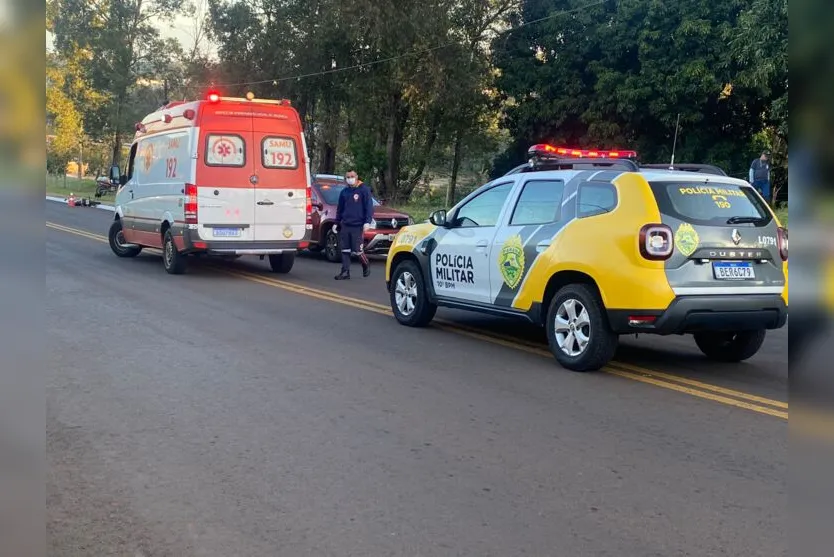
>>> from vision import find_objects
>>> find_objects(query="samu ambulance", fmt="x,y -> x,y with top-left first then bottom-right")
107,92 -> 312,275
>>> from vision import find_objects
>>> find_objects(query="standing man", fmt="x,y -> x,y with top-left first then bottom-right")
749,150 -> 772,204
333,170 -> 373,280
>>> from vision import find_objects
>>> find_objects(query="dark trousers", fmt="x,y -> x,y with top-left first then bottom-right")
339,225 -> 369,273
753,179 -> 771,203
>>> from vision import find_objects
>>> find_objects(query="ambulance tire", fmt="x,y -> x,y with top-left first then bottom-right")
109,219 -> 142,258
693,330 -> 766,362
162,229 -> 187,275
269,252 -> 295,274
546,284 -> 618,372
390,260 -> 437,327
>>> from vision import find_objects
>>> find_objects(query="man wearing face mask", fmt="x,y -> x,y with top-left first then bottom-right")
333,170 -> 373,280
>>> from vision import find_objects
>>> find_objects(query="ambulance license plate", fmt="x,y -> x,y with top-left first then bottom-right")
712,261 -> 755,280
212,228 -> 241,238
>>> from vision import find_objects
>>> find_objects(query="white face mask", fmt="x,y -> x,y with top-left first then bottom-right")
346,177 -> 357,186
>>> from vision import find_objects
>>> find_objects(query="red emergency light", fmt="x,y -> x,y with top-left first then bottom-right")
528,144 -> 638,159
207,91 -> 221,103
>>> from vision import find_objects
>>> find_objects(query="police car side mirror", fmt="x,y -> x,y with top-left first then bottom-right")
429,209 -> 449,227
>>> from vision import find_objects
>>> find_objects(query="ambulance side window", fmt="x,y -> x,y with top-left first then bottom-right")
127,144 -> 138,181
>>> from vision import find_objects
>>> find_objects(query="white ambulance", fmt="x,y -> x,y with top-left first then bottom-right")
107,92 -> 312,275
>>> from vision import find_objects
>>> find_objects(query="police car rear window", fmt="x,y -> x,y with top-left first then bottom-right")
649,182 -> 771,226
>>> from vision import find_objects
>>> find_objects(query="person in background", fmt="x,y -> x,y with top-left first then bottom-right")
333,170 -> 372,280
749,150 -> 772,203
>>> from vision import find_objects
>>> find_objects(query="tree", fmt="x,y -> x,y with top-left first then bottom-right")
46,53 -> 84,174
492,0 -> 774,177
48,0 -> 189,163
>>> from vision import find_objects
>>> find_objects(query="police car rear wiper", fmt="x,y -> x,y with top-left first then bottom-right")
726,215 -> 766,224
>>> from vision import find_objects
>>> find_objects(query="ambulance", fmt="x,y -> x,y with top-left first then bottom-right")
107,92 -> 312,275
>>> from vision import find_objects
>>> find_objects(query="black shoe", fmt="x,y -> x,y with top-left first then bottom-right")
335,271 -> 350,280
362,264 -> 371,278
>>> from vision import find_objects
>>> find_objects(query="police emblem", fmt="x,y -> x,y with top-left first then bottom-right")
498,234 -> 526,289
674,222 -> 700,257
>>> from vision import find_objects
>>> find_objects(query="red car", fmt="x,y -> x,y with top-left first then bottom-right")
309,174 -> 415,262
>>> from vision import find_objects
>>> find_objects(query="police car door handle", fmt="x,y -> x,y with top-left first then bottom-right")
536,240 -> 551,253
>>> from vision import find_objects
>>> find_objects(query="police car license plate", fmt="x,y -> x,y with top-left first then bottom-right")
212,228 -> 241,238
712,261 -> 755,280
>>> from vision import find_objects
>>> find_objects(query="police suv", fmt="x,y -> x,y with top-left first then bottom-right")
385,144 -> 789,372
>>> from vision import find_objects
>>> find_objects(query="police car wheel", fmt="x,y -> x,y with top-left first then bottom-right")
390,260 -> 436,327
693,330 -> 766,362
162,229 -> 187,275
269,252 -> 295,273
108,219 -> 142,258
546,284 -> 618,372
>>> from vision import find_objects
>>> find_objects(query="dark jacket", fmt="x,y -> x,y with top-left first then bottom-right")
749,159 -> 771,183
336,183 -> 374,227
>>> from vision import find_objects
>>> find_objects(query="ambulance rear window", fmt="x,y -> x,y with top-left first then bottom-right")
262,136 -> 298,169
205,134 -> 246,167
649,182 -> 771,226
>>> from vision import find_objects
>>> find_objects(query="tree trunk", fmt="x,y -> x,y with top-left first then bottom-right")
446,127 -> 464,207
111,91 -> 124,166
384,91 -> 409,202
400,109 -> 442,200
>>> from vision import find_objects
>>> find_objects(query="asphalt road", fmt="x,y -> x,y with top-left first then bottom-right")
47,200 -> 787,556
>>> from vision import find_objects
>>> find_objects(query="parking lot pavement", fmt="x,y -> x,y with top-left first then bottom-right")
47,200 -> 786,556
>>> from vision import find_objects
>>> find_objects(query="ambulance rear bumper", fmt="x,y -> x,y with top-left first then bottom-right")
182,229 -> 301,255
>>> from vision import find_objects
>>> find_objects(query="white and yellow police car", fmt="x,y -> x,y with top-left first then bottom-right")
385,144 -> 789,371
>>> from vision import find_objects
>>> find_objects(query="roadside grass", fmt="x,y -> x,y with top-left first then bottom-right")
46,175 -> 115,200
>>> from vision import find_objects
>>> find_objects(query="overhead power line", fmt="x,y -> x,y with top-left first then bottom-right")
187,0 -> 610,90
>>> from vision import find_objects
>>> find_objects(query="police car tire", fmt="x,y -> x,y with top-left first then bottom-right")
269,252 -> 295,274
108,219 -> 142,258
390,260 -> 437,327
162,229 -> 187,275
693,330 -> 766,362
546,284 -> 618,372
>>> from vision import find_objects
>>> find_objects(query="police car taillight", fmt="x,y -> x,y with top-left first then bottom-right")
777,227 -> 788,261
184,183 -> 198,224
528,144 -> 638,159
639,224 -> 674,260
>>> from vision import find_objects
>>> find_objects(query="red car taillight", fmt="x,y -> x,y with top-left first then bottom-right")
639,224 -> 674,260
305,185 -> 312,225
777,226 -> 788,261
184,183 -> 198,224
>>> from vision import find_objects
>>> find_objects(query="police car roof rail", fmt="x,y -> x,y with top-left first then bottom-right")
521,157 -> 640,173
639,163 -> 727,176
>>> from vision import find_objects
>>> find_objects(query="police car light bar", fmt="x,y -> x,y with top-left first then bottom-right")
528,144 -> 638,159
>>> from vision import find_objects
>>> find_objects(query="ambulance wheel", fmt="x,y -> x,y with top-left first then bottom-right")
546,284 -> 618,372
162,229 -> 187,275
324,230 -> 341,263
109,220 -> 142,258
694,330 -> 766,362
269,252 -> 295,273
390,260 -> 436,327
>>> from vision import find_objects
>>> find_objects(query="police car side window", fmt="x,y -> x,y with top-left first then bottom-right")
510,179 -> 565,226
452,182 -> 514,228
577,181 -> 618,218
